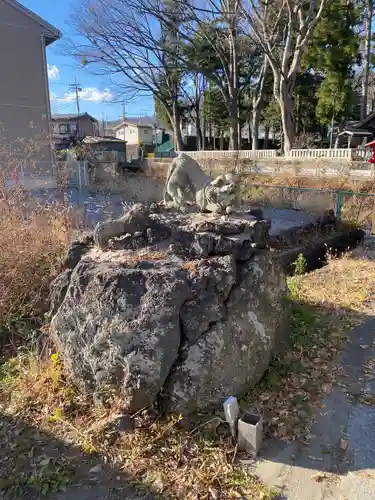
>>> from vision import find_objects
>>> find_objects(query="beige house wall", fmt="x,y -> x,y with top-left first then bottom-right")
0,0 -> 57,164
115,124 -> 153,145
138,126 -> 153,144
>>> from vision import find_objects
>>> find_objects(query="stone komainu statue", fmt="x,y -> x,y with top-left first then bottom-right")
164,153 -> 240,213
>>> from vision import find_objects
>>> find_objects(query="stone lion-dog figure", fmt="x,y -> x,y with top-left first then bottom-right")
164,153 -> 240,214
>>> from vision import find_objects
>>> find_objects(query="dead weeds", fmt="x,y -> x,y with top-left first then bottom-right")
0,352 -> 274,499
242,248 -> 375,443
0,151 -> 76,346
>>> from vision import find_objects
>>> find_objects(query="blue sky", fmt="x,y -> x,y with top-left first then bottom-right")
22,0 -> 155,122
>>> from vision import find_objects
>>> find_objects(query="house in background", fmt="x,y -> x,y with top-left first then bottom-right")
82,136 -> 127,164
113,120 -> 154,145
52,113 -> 99,149
0,0 -> 61,162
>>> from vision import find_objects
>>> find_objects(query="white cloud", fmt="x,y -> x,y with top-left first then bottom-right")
48,64 -> 60,80
58,87 -> 113,103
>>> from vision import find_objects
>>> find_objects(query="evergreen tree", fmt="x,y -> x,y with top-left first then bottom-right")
305,0 -> 361,126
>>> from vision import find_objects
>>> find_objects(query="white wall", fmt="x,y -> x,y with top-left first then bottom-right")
115,127 -> 126,141
125,125 -> 139,144
138,126 -> 153,144
115,125 -> 153,144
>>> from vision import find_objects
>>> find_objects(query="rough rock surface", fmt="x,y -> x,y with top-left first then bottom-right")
49,204 -> 290,414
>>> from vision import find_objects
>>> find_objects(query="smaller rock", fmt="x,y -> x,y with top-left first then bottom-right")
133,231 -> 143,238
238,241 -> 255,261
193,232 -> 215,257
246,208 -> 264,220
89,465 -> 102,474
47,269 -> 72,319
60,401 -> 77,416
340,438 -> 348,451
63,241 -> 89,269
149,202 -> 162,213
214,235 -> 235,255
107,414 -> 133,432
89,413 -> 134,435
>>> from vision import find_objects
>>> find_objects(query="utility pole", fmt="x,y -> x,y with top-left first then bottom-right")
122,101 -> 126,120
69,78 -> 82,137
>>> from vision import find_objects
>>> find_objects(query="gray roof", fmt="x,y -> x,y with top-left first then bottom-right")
338,128 -> 372,137
113,119 -> 154,130
82,135 -> 126,144
52,112 -> 98,122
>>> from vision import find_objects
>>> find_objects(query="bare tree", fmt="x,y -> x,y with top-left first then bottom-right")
66,0 -> 185,149
241,0 -> 328,154
250,54 -> 269,150
131,0 -> 245,150
179,72 -> 207,149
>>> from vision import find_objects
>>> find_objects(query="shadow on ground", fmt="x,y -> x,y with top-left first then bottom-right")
0,412 -> 162,500
247,313 -> 375,500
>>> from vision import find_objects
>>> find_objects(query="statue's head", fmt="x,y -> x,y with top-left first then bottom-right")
206,174 -> 239,213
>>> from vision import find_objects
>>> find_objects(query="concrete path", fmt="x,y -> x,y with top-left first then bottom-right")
249,316 -> 375,500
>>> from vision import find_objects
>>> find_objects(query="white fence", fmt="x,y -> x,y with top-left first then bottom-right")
289,148 -> 353,159
177,149 -> 277,159
178,148 -> 373,161
288,147 -> 371,160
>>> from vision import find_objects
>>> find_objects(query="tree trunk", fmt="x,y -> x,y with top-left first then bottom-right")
251,108 -> 260,151
229,97 -> 239,150
251,55 -> 268,152
264,126 -> 269,149
295,94 -> 300,135
196,113 -> 203,151
172,100 -> 184,151
362,1 -> 373,120
278,83 -> 295,155
194,72 -> 203,150
202,118 -> 206,150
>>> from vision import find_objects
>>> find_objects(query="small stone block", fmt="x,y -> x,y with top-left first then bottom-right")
237,412 -> 263,457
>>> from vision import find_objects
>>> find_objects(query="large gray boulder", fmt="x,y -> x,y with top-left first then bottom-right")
49,206 -> 289,414
163,253 -> 288,413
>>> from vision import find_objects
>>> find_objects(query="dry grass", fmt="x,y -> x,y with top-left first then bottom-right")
88,167 -> 164,201
242,248 -> 375,442
0,352 -> 275,499
129,250 -> 167,263
296,248 -> 375,312
182,261 -> 198,273
0,160 -> 75,345
242,174 -> 375,225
